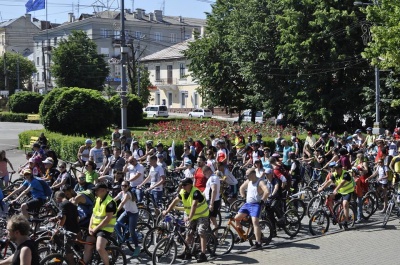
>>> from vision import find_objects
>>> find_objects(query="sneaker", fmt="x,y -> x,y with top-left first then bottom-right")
342,222 -> 348,230
355,219 -> 363,224
132,247 -> 141,257
380,209 -> 387,214
250,242 -> 262,250
197,253 -> 207,263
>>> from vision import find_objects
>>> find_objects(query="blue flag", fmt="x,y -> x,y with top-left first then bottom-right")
25,0 -> 45,13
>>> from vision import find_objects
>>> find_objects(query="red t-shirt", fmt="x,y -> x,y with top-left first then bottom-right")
194,167 -> 207,192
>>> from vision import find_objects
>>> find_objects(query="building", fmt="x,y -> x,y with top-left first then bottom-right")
32,9 -> 206,92
141,39 -> 203,111
0,14 -> 40,55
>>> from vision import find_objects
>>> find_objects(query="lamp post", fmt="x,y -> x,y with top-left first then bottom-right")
11,49 -> 20,91
136,35 -> 145,97
354,0 -> 383,135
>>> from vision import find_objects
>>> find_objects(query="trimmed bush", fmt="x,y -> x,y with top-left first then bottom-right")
8,92 -> 44,114
109,94 -> 143,127
40,88 -> 113,137
0,112 -> 28,122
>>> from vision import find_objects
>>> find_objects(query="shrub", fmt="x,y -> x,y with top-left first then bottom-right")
8,92 -> 44,114
19,130 -> 85,162
109,94 -> 143,126
40,87 -> 113,137
0,112 -> 28,122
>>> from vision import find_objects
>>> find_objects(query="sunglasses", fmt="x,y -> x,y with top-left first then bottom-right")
59,166 -> 65,168
121,185 -> 128,187
182,184 -> 189,187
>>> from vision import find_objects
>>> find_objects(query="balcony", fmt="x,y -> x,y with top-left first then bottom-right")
154,78 -> 178,90
112,38 -> 122,47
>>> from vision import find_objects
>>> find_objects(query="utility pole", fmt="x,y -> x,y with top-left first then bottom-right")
137,39 -> 140,97
3,52 -> 7,91
120,0 -> 130,137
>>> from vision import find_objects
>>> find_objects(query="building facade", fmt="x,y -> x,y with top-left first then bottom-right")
141,40 -> 203,111
32,9 -> 205,92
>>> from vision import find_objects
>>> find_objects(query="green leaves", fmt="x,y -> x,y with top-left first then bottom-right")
51,31 -> 109,91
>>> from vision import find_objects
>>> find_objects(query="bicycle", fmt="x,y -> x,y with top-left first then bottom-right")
113,219 -> 151,252
382,183 -> 399,228
39,228 -> 126,265
151,215 -> 217,265
212,212 -> 272,255
309,192 -> 356,235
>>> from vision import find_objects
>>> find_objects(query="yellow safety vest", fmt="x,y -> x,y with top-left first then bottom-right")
179,187 -> 209,220
234,136 -> 245,149
333,170 -> 355,195
91,194 -> 116,233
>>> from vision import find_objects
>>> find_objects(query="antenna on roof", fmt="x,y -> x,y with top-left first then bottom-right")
161,0 -> 165,15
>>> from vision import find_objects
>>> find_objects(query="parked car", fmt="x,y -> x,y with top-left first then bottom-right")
143,105 -> 169,118
188,108 -> 213,118
239,110 -> 266,123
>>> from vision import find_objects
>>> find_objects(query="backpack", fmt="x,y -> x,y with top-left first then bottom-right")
36,178 -> 52,197
61,172 -> 77,188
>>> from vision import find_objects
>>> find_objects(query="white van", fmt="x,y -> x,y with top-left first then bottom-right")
240,110 -> 265,123
143,105 -> 169,118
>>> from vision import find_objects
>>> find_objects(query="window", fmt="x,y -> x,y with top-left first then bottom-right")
42,72 -> 45,81
170,33 -> 177,43
181,92 -> 186,107
167,65 -> 173,84
114,30 -> 120,39
184,34 -> 190,40
156,93 -> 161,105
36,57 -> 40,66
194,93 -> 198,107
154,32 -> 161,42
101,28 -> 109,38
179,63 -> 185,79
135,31 -> 142,39
36,73 -> 39,81
54,37 -> 57,45
1,35 -> 5,45
155,66 -> 160,81
168,92 -> 172,107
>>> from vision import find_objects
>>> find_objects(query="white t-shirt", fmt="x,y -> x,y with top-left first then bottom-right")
378,165 -> 389,184
206,159 -> 216,172
149,165 -> 165,191
252,150 -> 261,162
89,147 -> 104,169
184,168 -> 195,179
115,191 -> 138,213
127,163 -> 145,187
223,168 -> 238,185
204,174 -> 221,201
132,148 -> 144,160
255,168 -> 265,179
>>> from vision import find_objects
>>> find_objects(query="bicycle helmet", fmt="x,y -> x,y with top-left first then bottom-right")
321,132 -> 328,138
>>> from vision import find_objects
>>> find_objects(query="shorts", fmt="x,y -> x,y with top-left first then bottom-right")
238,202 -> 261,218
188,217 -> 209,236
207,200 -> 221,218
335,193 -> 352,202
94,230 -> 113,240
25,198 -> 45,213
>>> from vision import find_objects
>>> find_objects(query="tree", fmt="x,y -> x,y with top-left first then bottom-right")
8,92 -> 43,113
109,94 -> 143,126
51,31 -> 109,91
0,52 -> 36,95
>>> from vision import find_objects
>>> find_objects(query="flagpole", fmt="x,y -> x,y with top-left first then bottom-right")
43,0 -> 48,94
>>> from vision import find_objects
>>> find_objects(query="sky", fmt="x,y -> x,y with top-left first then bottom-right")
0,0 -> 214,23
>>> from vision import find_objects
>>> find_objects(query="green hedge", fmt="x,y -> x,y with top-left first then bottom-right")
19,130 -> 85,162
0,112 -> 30,122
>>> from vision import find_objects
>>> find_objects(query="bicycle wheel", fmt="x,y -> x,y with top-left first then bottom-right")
229,199 -> 245,213
362,195 -> 375,220
152,237 -> 177,265
306,195 -> 323,218
337,205 -> 356,229
282,210 -> 301,238
104,246 -> 127,265
383,202 -> 394,228
259,220 -> 272,245
143,227 -> 171,257
138,208 -> 155,227
308,179 -> 319,191
38,247 -> 53,261
212,226 -> 234,255
39,253 -> 66,265
365,191 -> 380,213
286,198 -> 306,221
309,210 -> 330,236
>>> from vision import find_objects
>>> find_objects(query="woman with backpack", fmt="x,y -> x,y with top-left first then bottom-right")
114,180 -> 140,257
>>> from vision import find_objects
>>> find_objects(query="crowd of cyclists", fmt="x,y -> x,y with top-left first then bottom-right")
0,124 -> 399,264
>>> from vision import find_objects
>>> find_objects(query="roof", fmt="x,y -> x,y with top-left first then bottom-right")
140,40 -> 192,61
0,18 -> 19,28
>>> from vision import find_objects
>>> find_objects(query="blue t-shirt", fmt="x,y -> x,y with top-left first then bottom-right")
282,146 -> 292,166
261,157 -> 272,170
23,178 -> 46,200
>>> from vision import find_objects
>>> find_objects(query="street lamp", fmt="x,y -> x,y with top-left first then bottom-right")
136,35 -> 146,97
11,49 -> 20,91
354,0 -> 383,135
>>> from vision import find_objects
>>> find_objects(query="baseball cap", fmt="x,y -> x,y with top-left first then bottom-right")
23,169 -> 32,175
92,182 -> 109,190
355,129 -> 362,134
85,139 -> 93,144
28,158 -> 35,163
291,136 -> 296,141
181,178 -> 193,186
184,160 -> 192,166
42,157 -> 54,164
366,127 -> 372,131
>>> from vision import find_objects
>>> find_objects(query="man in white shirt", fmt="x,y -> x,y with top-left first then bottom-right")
203,166 -> 221,230
130,141 -> 144,160
123,156 -> 145,202
89,138 -> 104,169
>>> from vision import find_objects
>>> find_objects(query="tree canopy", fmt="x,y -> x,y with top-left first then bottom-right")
51,31 -> 109,91
0,52 -> 36,94
186,0 -> 381,130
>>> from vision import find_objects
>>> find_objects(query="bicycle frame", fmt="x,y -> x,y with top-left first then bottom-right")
226,216 -> 252,241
